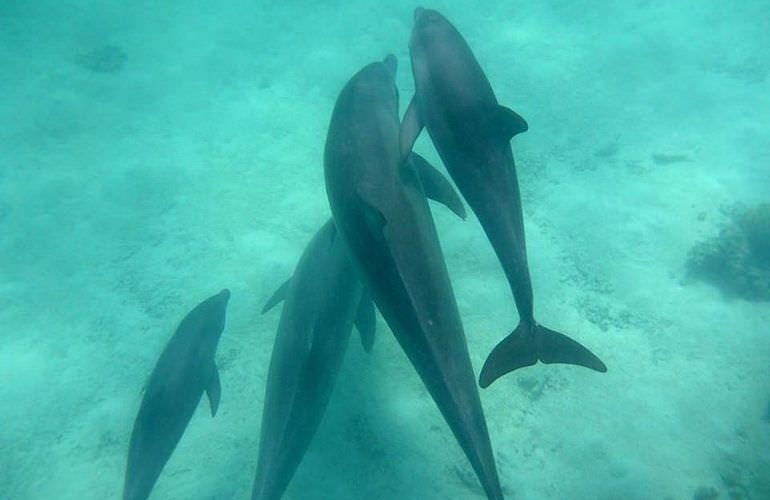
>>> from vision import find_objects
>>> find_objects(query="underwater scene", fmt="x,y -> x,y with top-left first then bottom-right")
1,1 -> 768,499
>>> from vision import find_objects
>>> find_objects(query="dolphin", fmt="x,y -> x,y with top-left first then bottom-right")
123,289 -> 230,500
251,219 -> 371,500
325,55 -> 504,500
405,7 -> 607,388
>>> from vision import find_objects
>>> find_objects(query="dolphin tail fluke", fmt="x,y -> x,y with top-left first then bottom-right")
539,325 -> 607,373
479,323 -> 606,388
478,323 -> 538,388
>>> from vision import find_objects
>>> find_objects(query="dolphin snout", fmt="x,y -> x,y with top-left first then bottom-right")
414,7 -> 425,22
383,54 -> 397,76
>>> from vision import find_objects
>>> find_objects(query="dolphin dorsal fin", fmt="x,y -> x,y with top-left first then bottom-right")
483,103 -> 528,142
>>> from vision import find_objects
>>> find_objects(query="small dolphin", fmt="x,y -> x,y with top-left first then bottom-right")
123,289 -> 230,500
252,219 -> 372,500
405,7 -> 606,388
325,55 -> 504,500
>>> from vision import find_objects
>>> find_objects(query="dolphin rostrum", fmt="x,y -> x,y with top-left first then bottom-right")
405,7 -> 607,388
123,289 -> 230,500
325,55 -> 504,500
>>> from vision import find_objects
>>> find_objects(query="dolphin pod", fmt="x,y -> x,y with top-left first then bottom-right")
121,7 -> 606,500
123,289 -> 230,500
405,7 -> 607,388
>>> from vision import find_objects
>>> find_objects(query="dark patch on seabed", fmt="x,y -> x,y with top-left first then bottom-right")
686,203 -> 770,301
76,45 -> 127,74
651,153 -> 690,165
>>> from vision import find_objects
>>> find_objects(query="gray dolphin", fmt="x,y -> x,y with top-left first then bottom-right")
405,7 -> 607,388
123,289 -> 230,500
325,55 -> 504,500
251,219 -> 369,500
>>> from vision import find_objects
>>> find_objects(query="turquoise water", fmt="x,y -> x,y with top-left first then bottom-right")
1,1 -> 768,499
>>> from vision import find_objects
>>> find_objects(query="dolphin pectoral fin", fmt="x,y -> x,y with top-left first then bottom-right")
409,153 -> 467,219
261,277 -> 292,314
539,325 -> 607,373
479,323 -> 538,388
355,290 -> 376,352
482,103 -> 528,142
479,323 -> 607,388
400,95 -> 424,161
206,365 -> 221,417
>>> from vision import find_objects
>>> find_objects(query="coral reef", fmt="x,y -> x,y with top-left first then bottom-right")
686,203 -> 770,301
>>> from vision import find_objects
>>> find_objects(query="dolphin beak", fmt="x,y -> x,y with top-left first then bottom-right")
383,54 -> 397,76
414,7 -> 425,22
